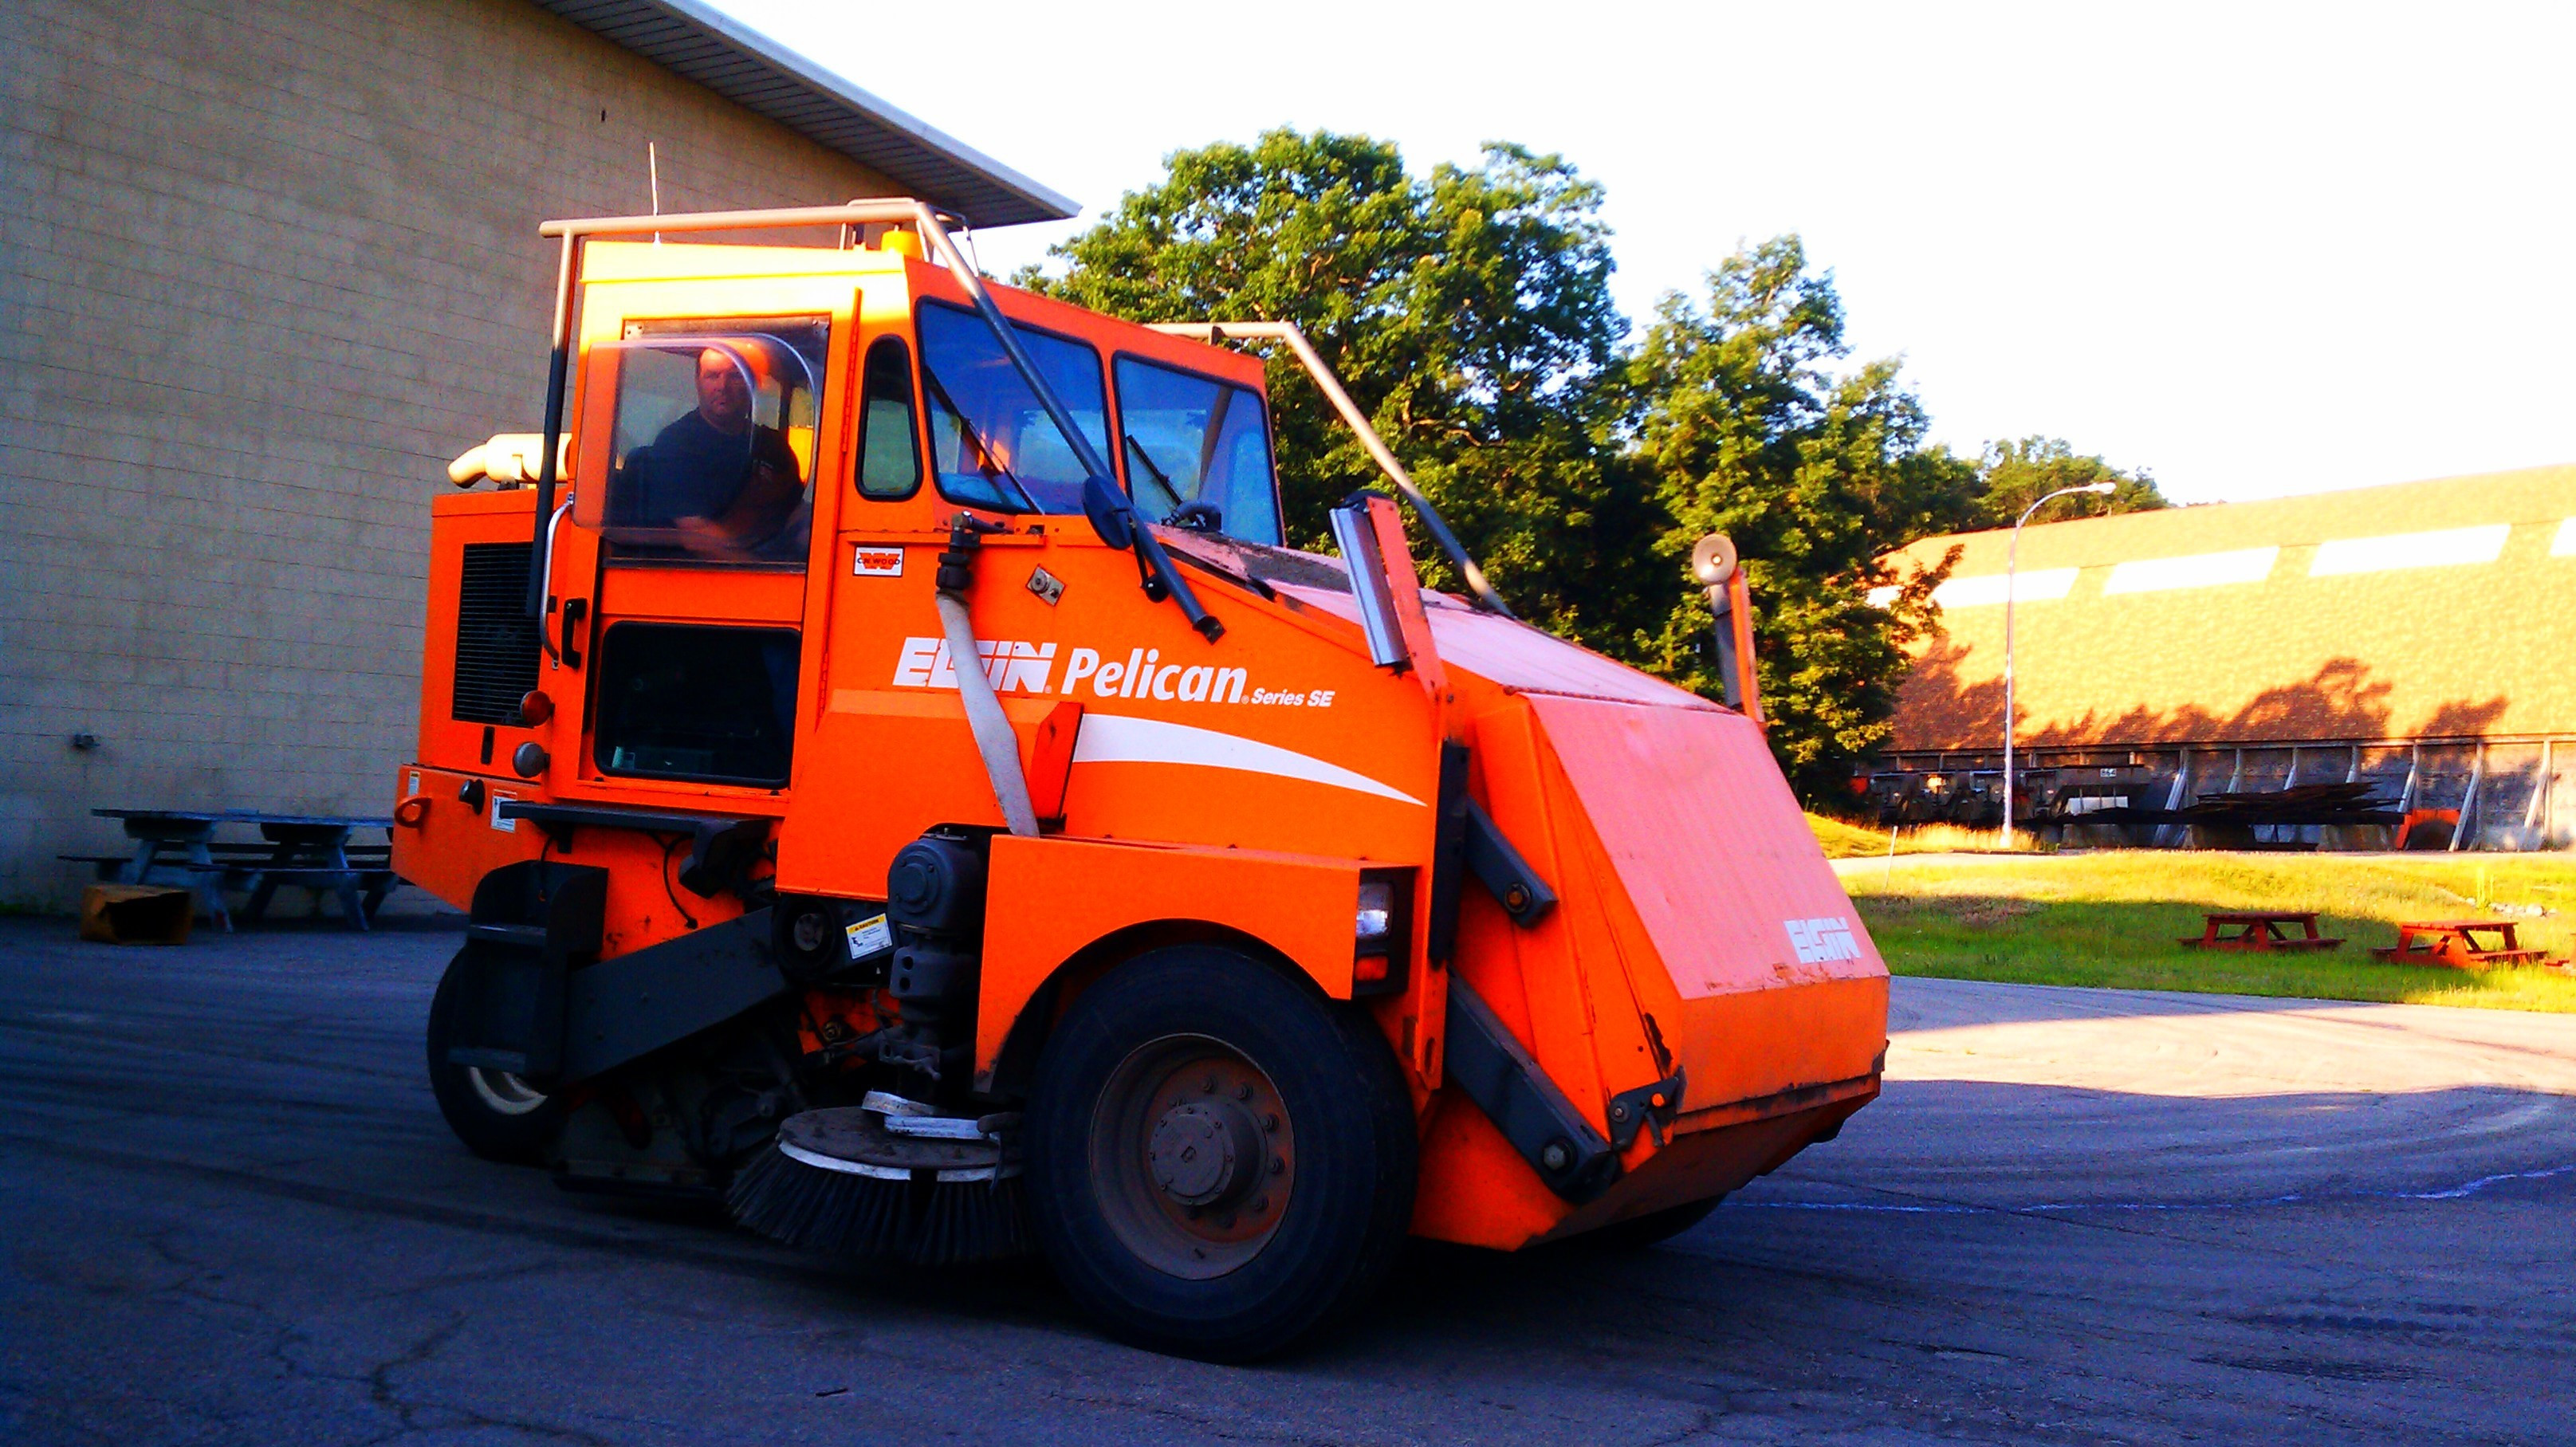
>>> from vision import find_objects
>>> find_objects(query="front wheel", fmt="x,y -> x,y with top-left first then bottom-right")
425,949 -> 564,1164
1026,945 -> 1416,1362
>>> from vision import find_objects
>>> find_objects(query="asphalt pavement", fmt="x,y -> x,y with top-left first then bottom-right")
2,918 -> 2570,1445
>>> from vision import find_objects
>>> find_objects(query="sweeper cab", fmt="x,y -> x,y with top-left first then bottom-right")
396,199 -> 1888,1360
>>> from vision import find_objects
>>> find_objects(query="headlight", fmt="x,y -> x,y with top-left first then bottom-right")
1355,880 -> 1394,949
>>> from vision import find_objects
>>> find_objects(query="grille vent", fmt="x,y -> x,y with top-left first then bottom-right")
452,543 -> 541,725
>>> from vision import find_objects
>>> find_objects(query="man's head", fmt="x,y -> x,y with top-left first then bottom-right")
694,348 -> 753,433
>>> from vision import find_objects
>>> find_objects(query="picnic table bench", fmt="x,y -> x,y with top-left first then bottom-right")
60,809 -> 398,932
2181,911 -> 2344,952
2373,919 -> 2551,969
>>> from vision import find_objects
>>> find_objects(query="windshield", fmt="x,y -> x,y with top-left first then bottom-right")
916,299 -> 1110,514
1112,356 -> 1281,546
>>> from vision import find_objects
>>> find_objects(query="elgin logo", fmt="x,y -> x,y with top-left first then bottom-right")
893,638 -> 1060,694
1784,916 -> 1862,965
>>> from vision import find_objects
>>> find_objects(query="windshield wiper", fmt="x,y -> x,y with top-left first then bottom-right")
1122,434 -> 1186,516
918,360 -> 1043,515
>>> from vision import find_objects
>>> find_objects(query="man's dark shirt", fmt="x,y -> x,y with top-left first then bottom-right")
629,408 -> 800,526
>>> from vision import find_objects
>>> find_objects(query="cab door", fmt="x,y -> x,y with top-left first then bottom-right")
556,284 -> 848,824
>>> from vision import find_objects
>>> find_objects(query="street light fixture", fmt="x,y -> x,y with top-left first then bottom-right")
2000,482 -> 2119,850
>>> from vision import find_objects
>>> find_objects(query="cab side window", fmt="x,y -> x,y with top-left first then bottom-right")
592,623 -> 799,786
855,336 -> 922,499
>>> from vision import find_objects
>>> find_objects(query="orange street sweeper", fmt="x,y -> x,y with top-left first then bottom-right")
396,199 -> 1886,1360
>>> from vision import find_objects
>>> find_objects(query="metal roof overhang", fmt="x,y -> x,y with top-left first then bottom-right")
528,0 -> 1078,227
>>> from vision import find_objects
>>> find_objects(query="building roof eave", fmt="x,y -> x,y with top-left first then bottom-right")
529,0 -> 1079,227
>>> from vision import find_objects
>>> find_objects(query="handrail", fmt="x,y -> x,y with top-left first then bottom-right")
1146,320 -> 1514,619
519,199 -> 1219,640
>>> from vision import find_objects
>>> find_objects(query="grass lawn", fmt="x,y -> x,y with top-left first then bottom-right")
1843,851 -> 2576,1013
1805,813 -> 2008,858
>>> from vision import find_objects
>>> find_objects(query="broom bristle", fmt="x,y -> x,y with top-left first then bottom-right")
728,1142 -> 1032,1264
910,1173 -> 1032,1267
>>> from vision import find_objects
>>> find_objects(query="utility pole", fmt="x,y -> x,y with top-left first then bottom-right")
2002,483 -> 2117,849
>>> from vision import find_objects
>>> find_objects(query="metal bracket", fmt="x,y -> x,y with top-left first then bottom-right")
1605,1069 -> 1685,1152
1462,796 -> 1556,926
1428,747 -> 1558,963
493,800 -> 768,902
1443,976 -> 1620,1203
559,908 -> 791,1083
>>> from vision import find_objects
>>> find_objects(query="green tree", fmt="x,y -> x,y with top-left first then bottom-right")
1973,436 -> 2165,526
1626,238 -> 1977,797
1027,129 -> 1664,655
1029,131 -> 2163,801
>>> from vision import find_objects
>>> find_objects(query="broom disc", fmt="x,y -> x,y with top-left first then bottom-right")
729,1100 -> 1031,1265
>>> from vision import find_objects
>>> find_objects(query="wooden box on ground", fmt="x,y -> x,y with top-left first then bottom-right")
79,884 -> 193,945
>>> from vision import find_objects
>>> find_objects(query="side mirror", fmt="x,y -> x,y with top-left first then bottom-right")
1082,474 -> 1134,551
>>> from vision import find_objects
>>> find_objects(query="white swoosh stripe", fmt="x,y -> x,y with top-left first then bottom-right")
1070,714 -> 1424,807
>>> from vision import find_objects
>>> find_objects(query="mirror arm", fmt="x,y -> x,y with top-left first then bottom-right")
1145,320 -> 1513,619
526,231 -> 580,619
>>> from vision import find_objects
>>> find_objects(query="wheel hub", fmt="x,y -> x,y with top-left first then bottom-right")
1147,1101 -> 1259,1206
1091,1035 -> 1297,1279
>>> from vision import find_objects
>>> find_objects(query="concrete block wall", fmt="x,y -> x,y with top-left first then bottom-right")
0,0 -> 905,906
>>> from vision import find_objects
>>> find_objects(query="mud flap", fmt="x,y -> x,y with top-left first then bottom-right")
442,861 -> 608,1080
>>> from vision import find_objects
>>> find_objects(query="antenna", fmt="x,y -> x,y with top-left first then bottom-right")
647,140 -> 662,243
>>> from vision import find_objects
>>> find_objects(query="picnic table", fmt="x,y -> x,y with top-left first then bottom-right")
2180,911 -> 2345,952
2373,919 -> 2550,969
62,809 -> 397,932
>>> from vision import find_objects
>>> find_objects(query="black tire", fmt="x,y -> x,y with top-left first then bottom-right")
425,949 -> 565,1164
1583,1196 -> 1723,1251
1026,945 -> 1416,1362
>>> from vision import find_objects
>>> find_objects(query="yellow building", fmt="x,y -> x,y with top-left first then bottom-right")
1874,465 -> 2576,849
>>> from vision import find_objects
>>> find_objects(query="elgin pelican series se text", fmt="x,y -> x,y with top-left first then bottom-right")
397,200 -> 1887,1360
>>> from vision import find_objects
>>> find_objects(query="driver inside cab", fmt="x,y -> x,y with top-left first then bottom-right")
648,346 -> 804,559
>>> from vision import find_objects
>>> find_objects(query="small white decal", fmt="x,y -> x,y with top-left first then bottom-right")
407,771 -> 422,796
844,913 -> 894,961
852,545 -> 904,578
1785,916 -> 1861,965
489,792 -> 518,833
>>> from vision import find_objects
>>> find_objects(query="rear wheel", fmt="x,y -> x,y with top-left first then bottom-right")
1026,945 -> 1415,1362
425,949 -> 564,1164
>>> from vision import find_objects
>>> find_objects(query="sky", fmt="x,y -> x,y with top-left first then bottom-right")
719,0 -> 2574,506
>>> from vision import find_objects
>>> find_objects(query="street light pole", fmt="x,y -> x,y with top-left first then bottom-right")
2001,482 -> 2118,850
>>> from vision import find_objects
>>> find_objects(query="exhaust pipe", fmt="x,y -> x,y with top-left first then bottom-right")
934,520 -> 1040,838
